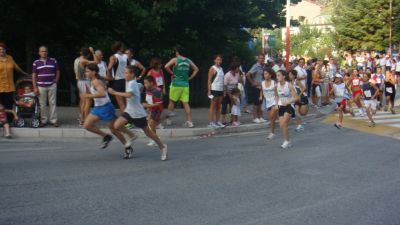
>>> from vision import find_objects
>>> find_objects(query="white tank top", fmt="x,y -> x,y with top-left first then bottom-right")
211,65 -> 224,91
277,81 -> 292,106
262,80 -> 275,100
112,53 -> 128,80
90,82 -> 111,107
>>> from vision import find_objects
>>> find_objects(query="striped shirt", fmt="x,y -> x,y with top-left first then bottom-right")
33,58 -> 59,87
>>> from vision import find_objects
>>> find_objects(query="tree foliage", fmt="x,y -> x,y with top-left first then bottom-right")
332,0 -> 400,51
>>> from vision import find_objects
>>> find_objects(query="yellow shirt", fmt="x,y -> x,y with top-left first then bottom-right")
0,55 -> 17,92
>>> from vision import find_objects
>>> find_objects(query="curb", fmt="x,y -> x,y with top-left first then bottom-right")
10,123 -> 268,139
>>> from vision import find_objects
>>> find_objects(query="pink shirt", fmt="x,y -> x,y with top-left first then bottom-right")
224,71 -> 240,92
148,69 -> 164,87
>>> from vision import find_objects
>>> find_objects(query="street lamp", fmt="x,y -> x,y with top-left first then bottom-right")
285,0 -> 291,70
389,0 -> 392,54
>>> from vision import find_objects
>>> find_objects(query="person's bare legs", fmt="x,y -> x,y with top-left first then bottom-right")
83,114 -> 107,137
142,126 -> 165,150
115,95 -> 126,113
215,96 -> 222,123
208,98 -> 216,124
182,102 -> 192,122
268,108 -> 277,134
279,113 -> 291,142
113,117 -> 137,140
107,119 -> 127,144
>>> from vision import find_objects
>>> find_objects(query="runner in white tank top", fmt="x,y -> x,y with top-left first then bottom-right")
260,68 -> 278,140
289,70 -> 309,133
275,70 -> 299,149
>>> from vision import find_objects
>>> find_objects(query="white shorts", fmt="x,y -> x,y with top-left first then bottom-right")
77,80 -> 91,94
364,99 -> 377,110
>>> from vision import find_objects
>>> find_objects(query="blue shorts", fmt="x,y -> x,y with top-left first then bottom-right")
90,102 -> 117,122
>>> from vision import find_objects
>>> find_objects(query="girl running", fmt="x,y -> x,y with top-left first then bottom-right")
362,73 -> 379,127
384,70 -> 396,114
289,69 -> 309,132
82,63 -> 134,158
274,70 -> 299,149
330,74 -> 352,129
311,61 -> 323,107
0,103 -> 17,138
143,76 -> 164,146
207,55 -> 225,128
109,65 -> 168,161
350,69 -> 365,116
259,68 -> 278,140
372,67 -> 385,110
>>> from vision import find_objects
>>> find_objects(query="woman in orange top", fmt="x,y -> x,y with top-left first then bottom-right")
0,42 -> 28,110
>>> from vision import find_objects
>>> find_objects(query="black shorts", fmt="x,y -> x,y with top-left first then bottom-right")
311,84 -> 320,96
278,105 -> 295,117
122,112 -> 148,129
247,87 -> 262,105
110,79 -> 126,92
211,90 -> 223,97
296,96 -> 309,106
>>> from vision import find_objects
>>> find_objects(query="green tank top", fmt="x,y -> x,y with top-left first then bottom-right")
172,57 -> 190,87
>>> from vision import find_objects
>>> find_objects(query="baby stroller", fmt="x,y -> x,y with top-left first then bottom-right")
14,76 -> 41,128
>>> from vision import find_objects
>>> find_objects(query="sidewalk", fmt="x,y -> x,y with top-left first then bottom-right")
9,105 -> 335,139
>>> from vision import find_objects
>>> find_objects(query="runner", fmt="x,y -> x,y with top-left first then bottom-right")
259,68 -> 278,140
350,69 -> 365,116
108,65 -> 168,161
164,46 -> 199,128
330,74 -> 352,129
81,63 -> 133,158
384,70 -> 396,114
372,67 -> 385,110
289,70 -> 309,132
311,60 -> 323,107
362,73 -> 379,127
207,55 -> 225,128
274,70 -> 299,149
143,76 -> 164,146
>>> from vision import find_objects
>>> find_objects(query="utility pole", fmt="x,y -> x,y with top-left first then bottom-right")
285,0 -> 291,70
389,0 -> 393,54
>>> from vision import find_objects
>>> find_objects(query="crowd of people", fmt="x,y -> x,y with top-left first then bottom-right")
1,40 -> 400,154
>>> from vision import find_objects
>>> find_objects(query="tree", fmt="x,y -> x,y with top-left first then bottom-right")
332,0 -> 400,51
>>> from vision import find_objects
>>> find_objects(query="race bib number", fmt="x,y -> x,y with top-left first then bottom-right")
364,90 -> 371,98
145,94 -> 153,104
352,79 -> 359,86
376,78 -> 381,84
156,77 -> 163,86
386,87 -> 393,93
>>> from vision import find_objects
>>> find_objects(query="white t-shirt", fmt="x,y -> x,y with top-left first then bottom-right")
396,61 -> 400,72
333,83 -> 345,102
272,64 -> 285,73
112,53 -> 128,80
125,80 -> 147,118
211,65 -> 224,91
294,65 -> 307,87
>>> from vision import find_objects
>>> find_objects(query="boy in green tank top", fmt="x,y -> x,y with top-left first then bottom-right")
164,46 -> 199,128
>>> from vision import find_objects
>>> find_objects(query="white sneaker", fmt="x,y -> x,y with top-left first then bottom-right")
165,118 -> 172,126
156,124 -> 164,129
295,125 -> 304,132
185,121 -> 195,128
124,135 -> 138,148
167,111 -> 176,117
259,118 -> 267,123
161,144 -> 168,161
281,140 -> 292,149
147,140 -> 156,147
253,118 -> 261,123
216,122 -> 226,128
267,133 -> 275,140
232,121 -> 240,126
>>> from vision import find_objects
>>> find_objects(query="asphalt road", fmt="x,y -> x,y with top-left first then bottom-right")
1,121 -> 400,225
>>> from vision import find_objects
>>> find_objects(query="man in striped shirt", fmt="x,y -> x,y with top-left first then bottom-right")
32,46 -> 60,127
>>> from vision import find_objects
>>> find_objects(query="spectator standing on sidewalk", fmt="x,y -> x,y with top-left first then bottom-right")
207,54 -> 225,128
32,46 -> 60,127
164,46 -> 199,128
246,54 -> 266,124
95,50 -> 108,79
125,48 -> 146,82
221,62 -> 241,125
294,58 -> 308,100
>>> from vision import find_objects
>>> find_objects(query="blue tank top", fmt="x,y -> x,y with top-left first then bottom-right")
362,82 -> 375,100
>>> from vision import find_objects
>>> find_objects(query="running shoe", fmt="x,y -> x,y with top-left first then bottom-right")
165,118 -> 172,126
123,146 -> 133,159
147,140 -> 156,147
253,118 -> 261,123
267,133 -> 275,140
124,123 -> 133,129
156,124 -> 164,129
334,123 -> 342,130
125,135 -> 138,148
368,121 -> 376,127
259,118 -> 267,123
295,125 -> 305,132
161,144 -> 168,161
216,122 -> 226,128
167,111 -> 177,117
101,134 -> 113,149
184,121 -> 195,128
208,122 -> 219,129
281,141 -> 292,149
